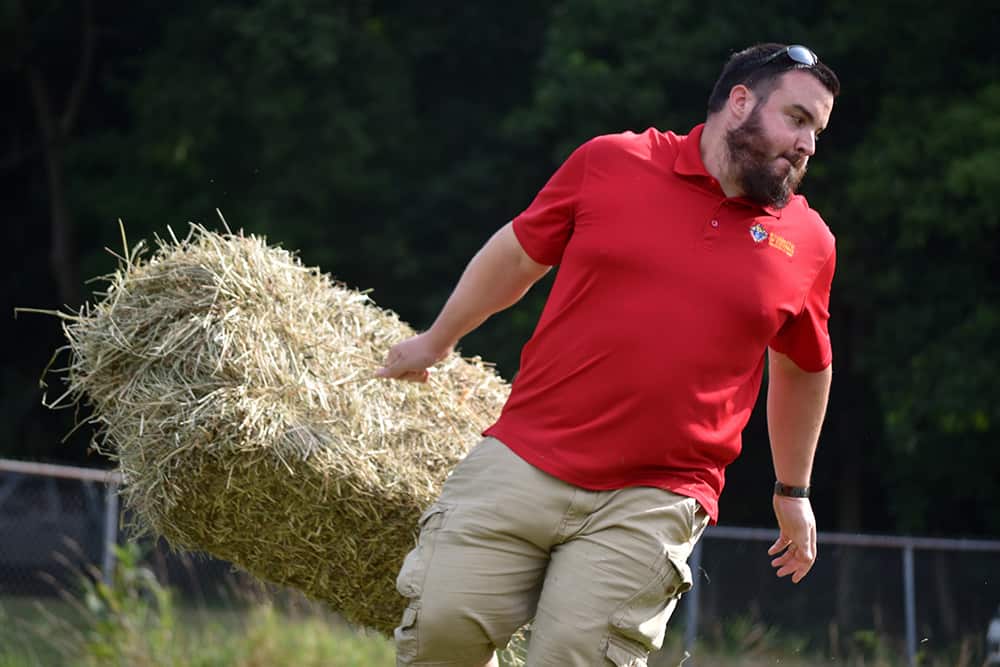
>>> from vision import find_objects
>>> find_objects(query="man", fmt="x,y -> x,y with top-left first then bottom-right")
378,43 -> 840,666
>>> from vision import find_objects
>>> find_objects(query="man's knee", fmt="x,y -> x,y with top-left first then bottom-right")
527,616 -> 656,667
394,601 -> 496,666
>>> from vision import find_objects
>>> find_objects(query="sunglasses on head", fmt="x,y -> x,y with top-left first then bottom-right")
757,45 -> 819,69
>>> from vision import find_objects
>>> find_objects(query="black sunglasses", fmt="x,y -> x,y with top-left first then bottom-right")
757,45 -> 819,69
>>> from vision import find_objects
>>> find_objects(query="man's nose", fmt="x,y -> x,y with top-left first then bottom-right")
797,131 -> 817,157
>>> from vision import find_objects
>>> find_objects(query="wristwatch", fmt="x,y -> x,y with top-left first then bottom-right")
774,481 -> 810,498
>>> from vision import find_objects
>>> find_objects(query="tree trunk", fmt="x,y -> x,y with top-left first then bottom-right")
16,0 -> 96,307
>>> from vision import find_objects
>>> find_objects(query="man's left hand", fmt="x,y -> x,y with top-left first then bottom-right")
768,495 -> 817,583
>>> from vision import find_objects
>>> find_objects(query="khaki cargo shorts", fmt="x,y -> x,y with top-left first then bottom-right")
394,437 -> 709,666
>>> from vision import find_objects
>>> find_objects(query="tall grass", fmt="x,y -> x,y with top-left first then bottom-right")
0,543 -> 394,667
0,544 -> 986,666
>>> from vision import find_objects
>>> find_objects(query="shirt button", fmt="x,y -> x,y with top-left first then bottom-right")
710,219 -> 719,228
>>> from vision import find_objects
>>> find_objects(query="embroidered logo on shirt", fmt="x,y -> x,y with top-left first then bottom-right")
749,223 -> 795,257
768,232 -> 796,257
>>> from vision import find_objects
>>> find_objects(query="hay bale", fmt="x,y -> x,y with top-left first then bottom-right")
46,223 -> 509,634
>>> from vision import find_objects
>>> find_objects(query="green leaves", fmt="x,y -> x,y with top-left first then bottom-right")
12,0 -> 999,534
842,80 -> 1000,532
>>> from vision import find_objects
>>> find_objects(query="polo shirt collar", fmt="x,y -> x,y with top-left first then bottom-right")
674,123 -> 785,219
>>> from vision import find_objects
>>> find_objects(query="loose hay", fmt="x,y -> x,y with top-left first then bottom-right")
43,222 -> 510,635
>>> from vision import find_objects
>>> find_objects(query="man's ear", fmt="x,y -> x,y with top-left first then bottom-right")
728,84 -> 755,121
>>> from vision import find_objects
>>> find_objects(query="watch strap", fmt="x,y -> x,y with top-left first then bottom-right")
774,481 -> 810,498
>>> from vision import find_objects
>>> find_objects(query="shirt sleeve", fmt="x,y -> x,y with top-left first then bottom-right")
769,248 -> 836,372
511,141 -> 590,266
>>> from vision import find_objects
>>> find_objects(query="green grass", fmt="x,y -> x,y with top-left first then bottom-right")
0,545 -> 985,667
2,593 -> 985,667
0,597 -> 83,666
0,543 -> 395,667
0,596 -> 395,667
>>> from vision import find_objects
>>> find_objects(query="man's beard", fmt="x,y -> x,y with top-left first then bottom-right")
724,108 -> 807,209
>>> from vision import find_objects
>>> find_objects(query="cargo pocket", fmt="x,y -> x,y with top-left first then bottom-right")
394,605 -> 419,662
604,633 -> 648,667
394,504 -> 451,663
609,551 -> 693,652
395,503 -> 450,599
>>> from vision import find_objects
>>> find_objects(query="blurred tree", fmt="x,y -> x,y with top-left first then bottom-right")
9,0 -> 96,306
845,84 -> 1000,535
2,0 -> 997,552
3,0 -> 117,463
64,0 -> 550,371
68,1 -> 414,278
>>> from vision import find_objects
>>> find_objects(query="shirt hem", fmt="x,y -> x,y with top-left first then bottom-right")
483,427 -> 722,524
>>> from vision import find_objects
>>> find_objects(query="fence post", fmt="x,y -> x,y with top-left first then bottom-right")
903,543 -> 917,667
101,480 -> 119,584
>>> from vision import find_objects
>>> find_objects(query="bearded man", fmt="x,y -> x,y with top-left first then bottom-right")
378,43 -> 841,667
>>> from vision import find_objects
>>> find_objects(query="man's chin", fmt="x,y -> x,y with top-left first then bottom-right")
774,165 -> 806,196
773,158 -> 797,176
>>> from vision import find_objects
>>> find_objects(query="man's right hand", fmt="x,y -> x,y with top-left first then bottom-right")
374,222 -> 548,384
375,332 -> 452,383
768,495 -> 818,583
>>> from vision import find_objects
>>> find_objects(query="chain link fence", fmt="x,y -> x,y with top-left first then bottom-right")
0,462 -> 247,603
3,460 -> 999,666
0,462 -> 115,595
667,528 -> 1000,666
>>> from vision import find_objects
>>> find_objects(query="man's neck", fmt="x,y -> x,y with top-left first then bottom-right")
699,119 -> 741,198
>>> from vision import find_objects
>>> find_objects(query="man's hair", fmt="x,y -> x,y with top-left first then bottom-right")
706,43 -> 841,114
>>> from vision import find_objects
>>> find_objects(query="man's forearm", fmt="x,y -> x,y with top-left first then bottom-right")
425,222 -> 550,351
766,350 -> 832,487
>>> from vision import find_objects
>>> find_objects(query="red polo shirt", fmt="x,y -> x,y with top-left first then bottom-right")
483,124 -> 835,522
